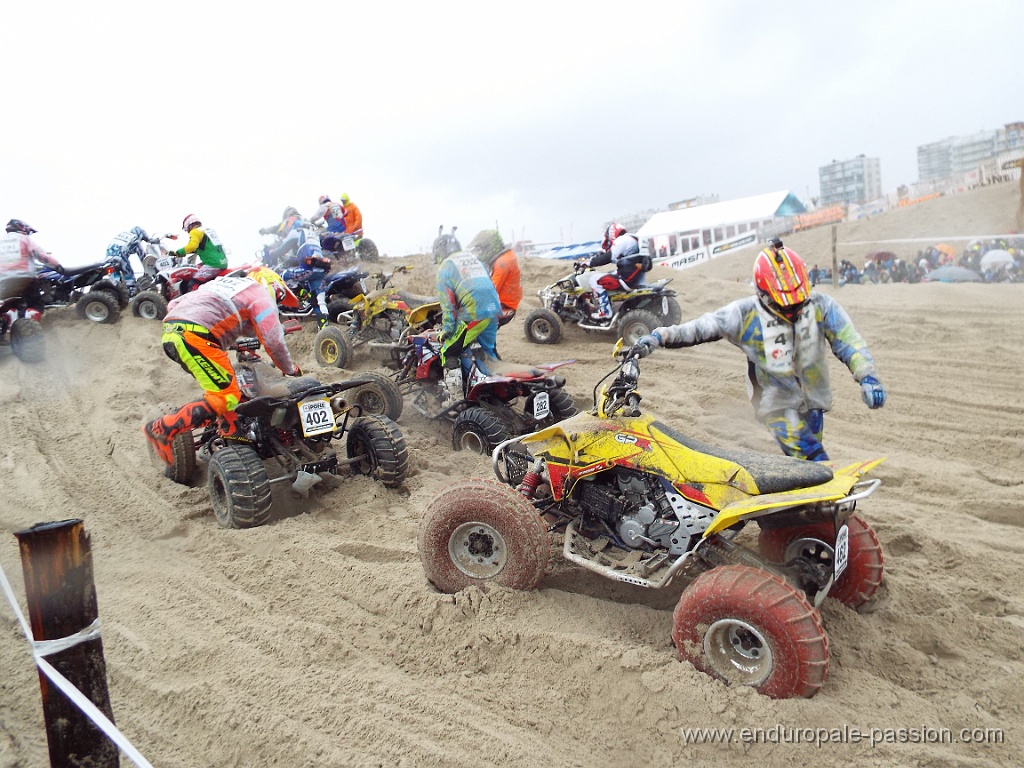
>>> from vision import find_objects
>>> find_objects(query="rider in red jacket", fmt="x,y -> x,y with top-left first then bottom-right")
1,219 -> 63,275
143,268 -> 301,465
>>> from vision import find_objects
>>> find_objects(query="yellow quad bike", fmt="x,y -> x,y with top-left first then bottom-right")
313,265 -> 441,370
418,341 -> 885,699
523,260 -> 681,346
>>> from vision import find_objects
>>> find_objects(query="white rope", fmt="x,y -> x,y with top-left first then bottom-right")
0,561 -> 154,768
33,617 -> 103,657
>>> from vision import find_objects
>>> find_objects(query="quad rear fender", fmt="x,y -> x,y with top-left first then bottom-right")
702,458 -> 885,536
532,359 -> 576,373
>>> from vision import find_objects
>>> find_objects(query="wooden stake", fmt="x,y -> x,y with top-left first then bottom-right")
15,519 -> 119,768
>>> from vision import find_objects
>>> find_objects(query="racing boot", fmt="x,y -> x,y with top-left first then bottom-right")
218,410 -> 254,445
590,289 -> 612,321
316,294 -> 330,330
442,365 -> 464,405
143,399 -> 216,465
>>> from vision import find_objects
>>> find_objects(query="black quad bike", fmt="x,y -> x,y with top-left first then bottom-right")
159,336 -> 409,529
31,255 -> 134,324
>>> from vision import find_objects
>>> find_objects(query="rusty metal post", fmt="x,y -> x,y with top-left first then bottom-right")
831,225 -> 839,286
15,519 -> 119,768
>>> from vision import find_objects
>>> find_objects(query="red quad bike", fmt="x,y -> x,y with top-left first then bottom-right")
393,329 -> 579,454
156,322 -> 409,529
0,273 -> 46,363
130,256 -> 246,321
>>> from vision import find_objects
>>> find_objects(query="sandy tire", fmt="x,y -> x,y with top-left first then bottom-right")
207,445 -> 273,529
523,307 -> 562,345
672,564 -> 830,699
349,372 -> 404,421
418,479 -> 549,593
358,238 -> 380,262
451,407 -> 511,455
346,414 -> 409,488
549,387 -> 578,419
10,318 -> 46,363
326,298 -> 353,323
617,308 -> 661,346
77,289 -> 120,324
314,325 -> 354,368
130,290 -> 169,320
757,514 -> 884,611
662,296 -> 683,325
109,282 -> 131,309
163,432 -> 197,485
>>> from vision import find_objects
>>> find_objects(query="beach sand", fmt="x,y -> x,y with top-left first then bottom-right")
1,182 -> 1021,767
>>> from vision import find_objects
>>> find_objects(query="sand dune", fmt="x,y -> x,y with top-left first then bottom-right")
1,181 -> 1021,767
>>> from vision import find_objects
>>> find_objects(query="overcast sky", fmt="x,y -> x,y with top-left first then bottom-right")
3,0 -> 1021,267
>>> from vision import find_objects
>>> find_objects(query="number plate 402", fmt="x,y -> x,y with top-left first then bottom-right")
298,397 -> 335,437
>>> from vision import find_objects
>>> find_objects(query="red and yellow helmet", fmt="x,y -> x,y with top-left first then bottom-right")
753,244 -> 810,321
247,266 -> 299,309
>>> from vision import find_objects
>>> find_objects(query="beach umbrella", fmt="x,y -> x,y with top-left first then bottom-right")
866,250 -> 898,263
980,249 -> 1014,268
934,243 -> 958,259
922,265 -> 982,283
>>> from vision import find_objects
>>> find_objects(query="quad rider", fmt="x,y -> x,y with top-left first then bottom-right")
435,246 -> 502,403
264,223 -> 333,328
142,267 -> 302,464
1,219 -> 63,276
105,226 -> 163,292
339,193 -> 362,238
173,214 -> 229,292
310,195 -> 346,234
258,206 -> 304,239
632,239 -> 886,461
587,223 -> 645,320
469,228 -> 522,327
432,225 -> 461,265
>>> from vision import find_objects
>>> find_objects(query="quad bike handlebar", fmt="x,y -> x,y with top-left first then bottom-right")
370,265 -> 412,290
593,339 -> 644,418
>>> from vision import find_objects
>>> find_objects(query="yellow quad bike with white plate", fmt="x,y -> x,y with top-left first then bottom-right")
523,260 -> 681,346
418,340 -> 885,699
314,264 -> 441,369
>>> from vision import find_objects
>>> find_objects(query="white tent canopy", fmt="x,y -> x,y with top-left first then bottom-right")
637,190 -> 807,238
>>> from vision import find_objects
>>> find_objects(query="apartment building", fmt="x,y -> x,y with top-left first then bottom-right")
818,155 -> 882,206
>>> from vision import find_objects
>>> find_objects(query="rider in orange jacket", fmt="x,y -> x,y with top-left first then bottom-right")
340,193 -> 362,235
469,229 -> 521,326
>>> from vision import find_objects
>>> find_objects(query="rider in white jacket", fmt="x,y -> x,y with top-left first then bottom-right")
587,224 -> 645,320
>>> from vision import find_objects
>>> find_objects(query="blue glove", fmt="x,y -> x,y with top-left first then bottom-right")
860,375 -> 886,409
632,332 -> 662,359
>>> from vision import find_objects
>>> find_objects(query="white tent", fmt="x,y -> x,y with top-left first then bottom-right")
637,190 -> 807,239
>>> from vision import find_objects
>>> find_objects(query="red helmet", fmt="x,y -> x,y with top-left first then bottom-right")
182,214 -> 201,231
318,194 -> 331,205
753,244 -> 811,321
601,223 -> 626,251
